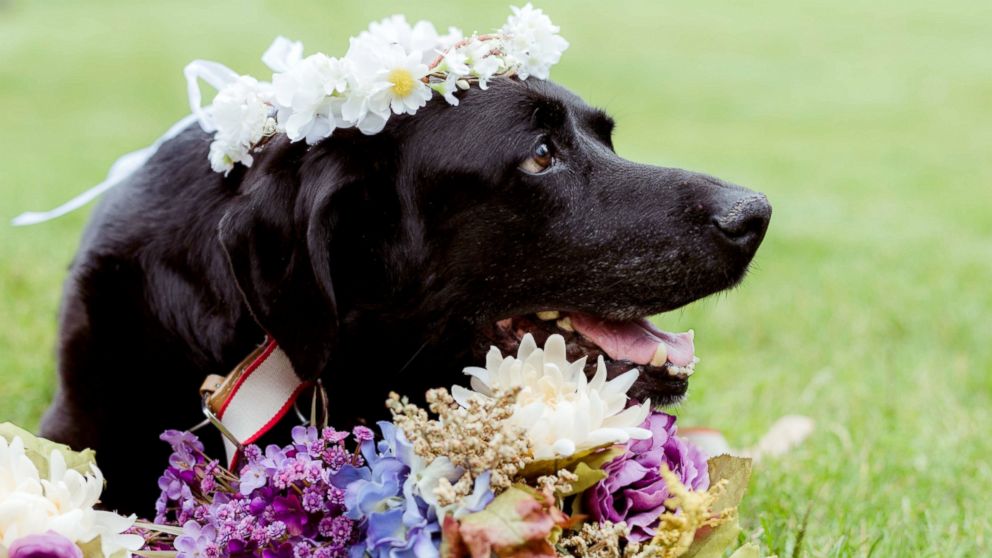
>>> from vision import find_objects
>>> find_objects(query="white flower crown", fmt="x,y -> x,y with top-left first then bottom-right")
10,4 -> 566,226
188,4 -> 568,175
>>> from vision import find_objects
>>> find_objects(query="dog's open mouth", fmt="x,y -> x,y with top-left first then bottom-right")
479,310 -> 698,406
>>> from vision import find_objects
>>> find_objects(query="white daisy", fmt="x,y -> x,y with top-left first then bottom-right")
377,45 -> 433,115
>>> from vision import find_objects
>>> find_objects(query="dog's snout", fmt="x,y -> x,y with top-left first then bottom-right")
712,192 -> 772,249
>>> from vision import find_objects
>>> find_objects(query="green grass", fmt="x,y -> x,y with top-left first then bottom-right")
2,0 -> 990,555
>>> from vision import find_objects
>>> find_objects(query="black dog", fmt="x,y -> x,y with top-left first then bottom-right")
39,77 -> 770,514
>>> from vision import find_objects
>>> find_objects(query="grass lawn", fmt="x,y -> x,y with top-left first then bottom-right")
1,0 -> 990,555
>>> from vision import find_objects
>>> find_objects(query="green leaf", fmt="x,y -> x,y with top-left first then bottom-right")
519,444 -> 624,479
727,543 -> 766,558
560,461 -> 606,497
0,422 -> 98,476
682,455 -> 754,558
707,455 -> 753,511
681,520 -> 741,558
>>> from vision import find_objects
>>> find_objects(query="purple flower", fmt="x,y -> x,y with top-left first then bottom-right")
8,532 -> 82,558
321,427 -> 349,444
175,521 -> 219,558
352,426 -> 375,443
162,430 -> 206,453
584,411 -> 710,542
238,462 -> 268,495
157,425 -> 365,558
158,468 -> 185,500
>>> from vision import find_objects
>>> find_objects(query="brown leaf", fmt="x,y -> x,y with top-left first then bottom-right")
446,485 -> 570,558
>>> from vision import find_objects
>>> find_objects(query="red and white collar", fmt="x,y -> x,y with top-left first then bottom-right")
199,337 -> 310,468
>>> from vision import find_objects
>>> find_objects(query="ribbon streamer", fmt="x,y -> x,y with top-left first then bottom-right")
11,37 -> 301,227
12,114 -> 199,226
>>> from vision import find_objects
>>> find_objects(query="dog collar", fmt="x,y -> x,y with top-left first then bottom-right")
199,337 -> 310,468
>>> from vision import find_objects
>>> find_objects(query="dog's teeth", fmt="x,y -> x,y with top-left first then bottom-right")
650,344 -> 669,367
536,311 -> 560,321
688,329 -> 695,341
556,317 -> 574,332
667,365 -> 691,379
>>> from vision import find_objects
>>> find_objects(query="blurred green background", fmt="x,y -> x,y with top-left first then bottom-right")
1,0 -> 990,555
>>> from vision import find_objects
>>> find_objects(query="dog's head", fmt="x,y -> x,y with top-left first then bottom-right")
218,77 -> 770,415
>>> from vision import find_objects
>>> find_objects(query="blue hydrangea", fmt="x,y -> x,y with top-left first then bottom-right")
329,422 -> 444,557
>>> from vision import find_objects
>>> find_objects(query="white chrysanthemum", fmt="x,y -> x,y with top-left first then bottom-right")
500,3 -> 569,80
207,76 -> 275,174
272,53 -> 349,144
452,334 -> 652,460
0,436 -> 143,557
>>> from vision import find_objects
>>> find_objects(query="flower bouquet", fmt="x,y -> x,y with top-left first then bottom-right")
139,335 -> 762,558
0,423 -> 143,558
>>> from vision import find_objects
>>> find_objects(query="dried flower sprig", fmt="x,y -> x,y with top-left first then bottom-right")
386,387 -> 533,495
558,520 -> 630,558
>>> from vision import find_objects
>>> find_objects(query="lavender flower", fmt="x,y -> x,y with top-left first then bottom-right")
8,532 -> 82,558
174,521 -> 218,558
584,411 -> 710,542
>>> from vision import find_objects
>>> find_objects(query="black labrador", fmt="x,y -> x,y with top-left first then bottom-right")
39,77 -> 770,514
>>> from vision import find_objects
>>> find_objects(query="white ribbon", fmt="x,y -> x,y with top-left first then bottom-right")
11,37 -> 301,227
183,60 -> 239,132
12,114 -> 199,226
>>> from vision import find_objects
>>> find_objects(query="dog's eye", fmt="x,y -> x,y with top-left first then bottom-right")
519,142 -> 553,174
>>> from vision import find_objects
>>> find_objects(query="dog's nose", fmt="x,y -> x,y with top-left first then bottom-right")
712,192 -> 772,250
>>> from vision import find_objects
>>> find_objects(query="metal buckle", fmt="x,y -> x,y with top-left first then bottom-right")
189,392 -> 244,454
294,379 -> 329,428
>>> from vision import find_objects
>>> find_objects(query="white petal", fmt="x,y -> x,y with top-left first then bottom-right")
601,368 -> 640,400
451,385 -> 477,408
486,346 -> 504,370
626,427 -> 653,440
517,333 -> 537,359
551,438 -> 576,457
545,334 -> 567,363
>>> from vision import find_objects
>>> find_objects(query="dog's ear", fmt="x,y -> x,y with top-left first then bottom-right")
218,152 -> 345,380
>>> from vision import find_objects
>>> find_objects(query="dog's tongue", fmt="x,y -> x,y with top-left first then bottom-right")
570,313 -> 695,367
